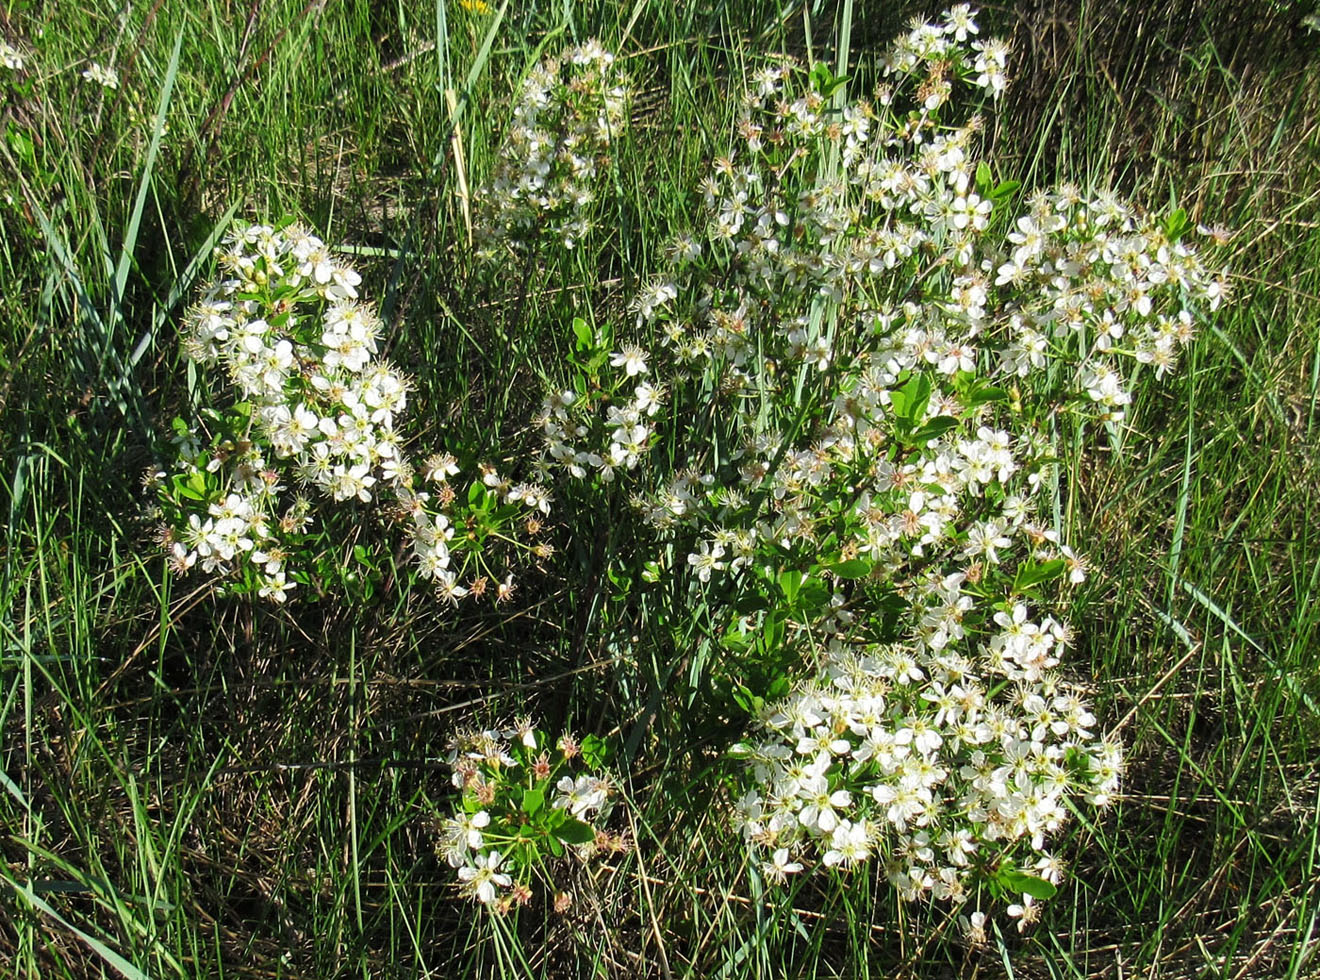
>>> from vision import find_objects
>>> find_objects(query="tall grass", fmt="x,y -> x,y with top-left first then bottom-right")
1,0 -> 1317,976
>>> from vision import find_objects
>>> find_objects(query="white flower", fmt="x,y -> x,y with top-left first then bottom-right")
687,540 -> 726,582
822,820 -> 871,867
81,62 -> 119,89
435,569 -> 468,605
457,851 -> 512,904
553,774 -> 607,817
632,278 -> 678,322
257,570 -> 294,602
1006,894 -> 1038,932
610,345 -> 649,377
959,910 -> 988,945
761,848 -> 803,882
2,41 -> 25,71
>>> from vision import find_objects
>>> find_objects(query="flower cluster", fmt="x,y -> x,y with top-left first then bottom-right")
2,40 -> 24,72
988,189 -> 1227,413
524,5 -> 1228,928
473,41 -> 631,257
563,3 -> 1227,611
533,318 -> 666,483
154,220 -> 550,602
733,635 -> 1121,910
438,722 -> 623,911
881,4 -> 1010,103
81,61 -> 119,89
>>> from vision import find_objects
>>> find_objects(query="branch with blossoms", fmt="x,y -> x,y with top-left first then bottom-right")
473,40 -> 631,261
148,220 -> 553,604
437,722 -> 625,912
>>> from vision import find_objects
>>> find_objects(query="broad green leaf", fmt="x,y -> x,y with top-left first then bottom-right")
908,416 -> 959,445
721,627 -> 750,652
778,569 -> 804,602
731,685 -> 763,715
1013,558 -> 1066,592
572,315 -> 593,351
171,474 -> 204,502
581,734 -> 608,768
795,580 -> 830,612
521,788 -> 544,817
963,384 -> 1009,410
760,611 -> 785,652
890,373 -> 931,423
998,869 -> 1057,900
554,819 -> 596,845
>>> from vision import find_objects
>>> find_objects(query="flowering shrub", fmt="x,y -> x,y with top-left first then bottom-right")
151,219 -> 552,603
438,722 -> 623,910
142,3 -> 1233,945
523,4 -> 1230,930
473,40 -> 631,259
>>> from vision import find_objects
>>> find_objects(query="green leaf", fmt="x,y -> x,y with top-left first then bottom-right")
829,559 -> 872,580
1164,206 -> 1192,242
731,684 -> 763,715
809,62 -> 849,97
581,734 -> 608,769
778,569 -> 804,602
7,124 -> 35,166
554,819 -> 597,845
759,611 -> 785,653
521,788 -> 544,817
170,473 -> 204,502
546,835 -> 564,857
721,627 -> 751,652
605,565 -> 631,599
963,384 -> 1009,410
908,416 -> 959,446
795,579 -> 830,612
1013,558 -> 1066,592
998,869 -> 1057,900
990,179 -> 1021,201
572,315 -> 593,352
975,160 -> 992,194
890,373 -> 931,423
